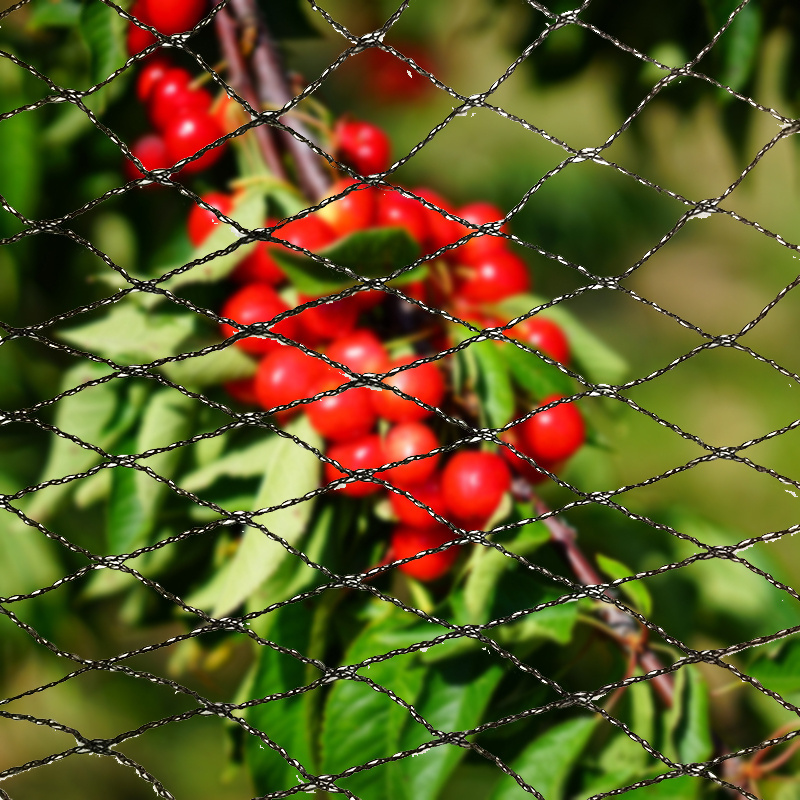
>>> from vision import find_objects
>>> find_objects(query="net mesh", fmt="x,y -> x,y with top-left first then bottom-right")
1,0 -> 799,798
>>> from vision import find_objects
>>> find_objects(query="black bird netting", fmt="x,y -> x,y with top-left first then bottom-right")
1,1 -> 800,798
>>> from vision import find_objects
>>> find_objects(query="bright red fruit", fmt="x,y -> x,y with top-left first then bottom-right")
389,477 -> 449,528
380,422 -> 440,489
373,355 -> 446,422
457,250 -> 531,304
187,191 -> 234,246
324,435 -> 386,497
148,68 -> 211,132
361,44 -> 435,104
142,0 -> 206,35
391,525 -> 459,582
504,317 -> 570,364
124,133 -> 171,181
335,118 -> 391,175
136,55 -> 173,103
317,178 -> 378,237
376,189 -> 429,244
441,450 -> 511,526
164,111 -> 226,175
306,376 -> 377,442
224,376 -> 259,406
231,218 -> 285,286
412,187 -> 462,255
220,284 -> 300,356
451,202 -> 509,263
326,329 -> 389,375
499,427 -> 554,484
273,213 -> 337,254
127,2 -> 157,55
255,347 -> 332,417
296,294 -> 359,344
518,395 -> 585,464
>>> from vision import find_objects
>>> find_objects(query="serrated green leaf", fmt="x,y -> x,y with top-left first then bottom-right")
273,226 -> 422,295
245,601 -> 319,795
157,189 -> 267,294
396,652 -> 505,800
28,0 -> 83,29
494,294 -> 627,386
491,715 -> 598,800
58,302 -> 196,364
596,553 -> 653,617
186,417 -> 322,618
160,343 -> 257,388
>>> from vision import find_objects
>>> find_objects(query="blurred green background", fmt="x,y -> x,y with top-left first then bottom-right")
1,0 -> 800,797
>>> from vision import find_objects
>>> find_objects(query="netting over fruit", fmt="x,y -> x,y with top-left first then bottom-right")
1,1 -> 800,799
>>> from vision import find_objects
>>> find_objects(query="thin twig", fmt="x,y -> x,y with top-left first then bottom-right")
229,0 -> 331,201
213,6 -> 287,180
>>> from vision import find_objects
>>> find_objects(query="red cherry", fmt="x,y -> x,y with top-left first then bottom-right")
274,213 -> 337,254
187,191 -> 234,246
412,187 -> 462,255
391,524 -> 459,582
388,476 -> 449,528
335,118 -> 391,175
220,284 -> 300,356
450,201 -> 509,263
296,294 -> 359,345
518,395 -> 585,464
326,329 -> 390,375
127,2 -> 157,55
504,317 -> 570,364
230,218 -> 285,286
376,188 -> 429,245
457,250 -> 531,304
142,0 -> 206,35
499,427 -> 555,484
136,55 -> 173,103
373,355 -> 446,423
324,435 -> 386,497
361,44 -> 435,104
254,346 -> 332,417
306,376 -> 377,442
224,376 -> 259,406
148,68 -> 212,132
441,450 -> 511,527
123,133 -> 171,181
317,178 -> 378,237
164,110 -> 226,175
380,422 -> 440,489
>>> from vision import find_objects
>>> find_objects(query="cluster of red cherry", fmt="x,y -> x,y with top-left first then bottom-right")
198,119 -> 585,582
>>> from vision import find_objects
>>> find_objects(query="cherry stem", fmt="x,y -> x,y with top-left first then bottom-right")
228,0 -> 332,202
533,496 -> 675,708
213,6 -> 287,180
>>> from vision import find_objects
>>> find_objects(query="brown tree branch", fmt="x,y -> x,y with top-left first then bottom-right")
228,0 -> 332,202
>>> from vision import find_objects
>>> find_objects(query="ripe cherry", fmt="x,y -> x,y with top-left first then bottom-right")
360,43 -> 435,104
391,524 -> 459,582
164,110 -> 226,175
335,118 -> 391,175
148,68 -> 211,132
373,355 -> 446,423
124,133 -> 171,181
457,250 -> 531,304
142,0 -> 206,35
136,55 -> 173,103
412,187 -> 462,256
450,201 -> 509,263
324,435 -> 386,497
187,191 -> 234,246
326,329 -> 389,375
376,189 -> 429,244
254,346 -> 332,417
224,376 -> 259,406
517,394 -> 585,464
296,294 -> 359,345
127,2 -> 157,55
317,178 -> 378,237
441,450 -> 511,527
504,317 -> 570,365
306,376 -> 377,442
220,284 -> 300,356
388,476 -> 449,529
273,213 -> 337,255
380,422 -> 440,489
499,427 -> 554,484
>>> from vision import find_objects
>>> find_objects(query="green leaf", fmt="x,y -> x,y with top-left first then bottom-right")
245,601 -> 319,794
28,0 -> 84,29
749,638 -> 800,703
320,609 -> 434,798
471,340 -> 515,428
396,653 -> 506,800
596,553 -> 653,617
181,439 -> 278,494
186,416 -> 322,618
159,343 -> 257,388
718,2 -> 761,94
157,189 -> 267,294
664,666 -> 712,765
494,294 -> 627,386
58,302 -> 196,365
273,226 -> 422,296
496,592 -> 582,648
500,339 -> 575,400
260,0 -> 320,38
491,715 -> 598,800
79,0 -> 129,114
